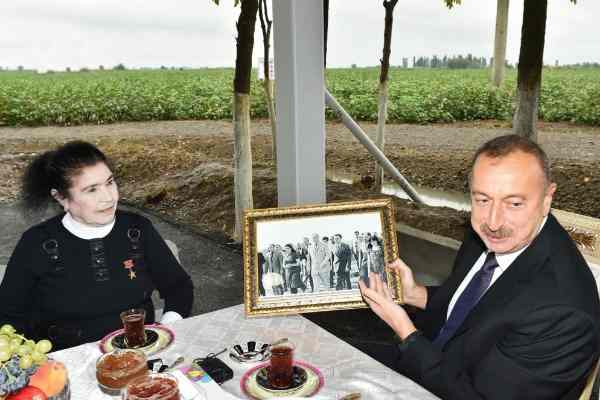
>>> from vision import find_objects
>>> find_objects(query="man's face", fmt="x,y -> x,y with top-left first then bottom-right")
470,151 -> 556,255
275,245 -> 282,253
312,234 -> 319,244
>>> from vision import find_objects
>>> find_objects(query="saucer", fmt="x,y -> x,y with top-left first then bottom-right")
99,324 -> 174,356
111,329 -> 159,349
256,365 -> 307,392
241,360 -> 323,400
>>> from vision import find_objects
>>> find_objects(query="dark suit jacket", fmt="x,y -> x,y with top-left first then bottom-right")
398,214 -> 600,399
333,242 -> 351,273
265,250 -> 284,275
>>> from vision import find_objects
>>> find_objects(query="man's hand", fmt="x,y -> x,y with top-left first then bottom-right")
388,258 -> 428,310
359,272 -> 417,340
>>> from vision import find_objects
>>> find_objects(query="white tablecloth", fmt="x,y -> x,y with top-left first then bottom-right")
51,304 -> 439,400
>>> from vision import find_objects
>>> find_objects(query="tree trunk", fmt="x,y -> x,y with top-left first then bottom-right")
263,78 -> 277,163
375,0 -> 397,191
258,0 -> 276,165
513,0 -> 547,142
375,81 -> 389,190
233,93 -> 253,241
233,0 -> 259,240
492,0 -> 509,87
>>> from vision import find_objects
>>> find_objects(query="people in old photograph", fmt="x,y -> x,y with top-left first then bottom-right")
282,244 -> 306,294
259,230 -> 386,296
311,233 -> 331,293
261,244 -> 284,296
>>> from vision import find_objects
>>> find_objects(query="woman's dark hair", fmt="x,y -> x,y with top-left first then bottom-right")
285,244 -> 296,253
372,235 -> 383,247
21,141 -> 109,212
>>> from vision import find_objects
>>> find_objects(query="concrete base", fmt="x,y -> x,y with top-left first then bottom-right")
397,226 -> 458,286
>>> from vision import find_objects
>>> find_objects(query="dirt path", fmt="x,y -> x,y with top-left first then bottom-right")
2,119 -> 599,161
1,119 -> 599,241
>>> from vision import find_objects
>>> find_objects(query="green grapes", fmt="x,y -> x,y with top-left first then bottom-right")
30,351 -> 44,363
0,324 -> 53,396
35,340 -> 52,354
18,355 -> 33,370
17,345 -> 31,357
0,325 -> 16,336
0,349 -> 10,362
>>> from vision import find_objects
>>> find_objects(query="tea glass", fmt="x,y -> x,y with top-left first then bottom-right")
120,308 -> 147,348
267,339 -> 295,389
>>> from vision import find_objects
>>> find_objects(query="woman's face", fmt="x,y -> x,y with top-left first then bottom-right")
56,162 -> 119,226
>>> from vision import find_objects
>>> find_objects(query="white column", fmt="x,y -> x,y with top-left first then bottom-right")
273,0 -> 326,206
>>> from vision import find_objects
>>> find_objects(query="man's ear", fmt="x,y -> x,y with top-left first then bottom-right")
543,182 -> 557,216
50,189 -> 68,211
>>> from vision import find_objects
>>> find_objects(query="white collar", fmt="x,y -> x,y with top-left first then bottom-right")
62,212 -> 116,240
493,215 -> 548,272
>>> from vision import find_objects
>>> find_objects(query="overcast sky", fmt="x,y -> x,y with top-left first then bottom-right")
1,0 -> 598,71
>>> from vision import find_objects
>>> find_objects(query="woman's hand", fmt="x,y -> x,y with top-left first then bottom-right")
388,258 -> 428,310
358,272 -> 417,340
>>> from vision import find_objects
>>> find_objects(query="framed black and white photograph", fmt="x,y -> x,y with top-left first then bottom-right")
243,198 -> 401,317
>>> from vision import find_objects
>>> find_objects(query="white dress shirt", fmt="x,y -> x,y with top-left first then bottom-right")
446,217 -> 548,319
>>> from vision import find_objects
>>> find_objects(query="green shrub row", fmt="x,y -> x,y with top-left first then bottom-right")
0,67 -> 598,126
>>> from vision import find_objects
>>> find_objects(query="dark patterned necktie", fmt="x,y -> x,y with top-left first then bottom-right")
433,252 -> 499,348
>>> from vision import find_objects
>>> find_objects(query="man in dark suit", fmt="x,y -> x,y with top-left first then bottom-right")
264,244 -> 284,295
359,135 -> 600,399
272,244 -> 285,291
333,234 -> 352,290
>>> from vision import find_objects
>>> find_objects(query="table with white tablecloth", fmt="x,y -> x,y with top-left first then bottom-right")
51,304 -> 439,400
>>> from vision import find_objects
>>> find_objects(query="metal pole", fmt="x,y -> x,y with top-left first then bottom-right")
273,0 -> 326,206
324,88 -> 425,205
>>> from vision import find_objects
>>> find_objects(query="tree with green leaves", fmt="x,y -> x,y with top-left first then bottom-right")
444,0 -> 507,85
448,0 -> 575,141
374,0 -> 399,191
513,0 -> 580,140
212,0 -> 259,240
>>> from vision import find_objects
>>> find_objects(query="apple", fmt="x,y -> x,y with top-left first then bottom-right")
6,386 -> 47,400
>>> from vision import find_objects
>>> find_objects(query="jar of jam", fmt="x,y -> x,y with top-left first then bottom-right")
96,348 -> 149,391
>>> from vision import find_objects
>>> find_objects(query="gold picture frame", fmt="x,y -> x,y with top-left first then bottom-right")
243,198 -> 401,317
553,208 -> 600,266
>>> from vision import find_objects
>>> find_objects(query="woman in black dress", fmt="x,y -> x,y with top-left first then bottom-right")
0,141 -> 193,350
282,244 -> 305,295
